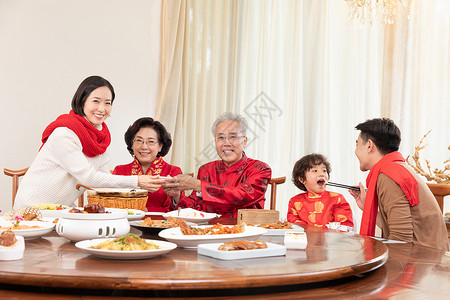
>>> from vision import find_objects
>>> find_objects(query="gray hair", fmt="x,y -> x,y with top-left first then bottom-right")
211,112 -> 248,136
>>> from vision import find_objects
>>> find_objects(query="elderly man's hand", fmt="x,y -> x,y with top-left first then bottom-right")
163,174 -> 202,192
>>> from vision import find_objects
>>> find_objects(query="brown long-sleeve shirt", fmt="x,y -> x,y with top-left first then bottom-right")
376,163 -> 448,251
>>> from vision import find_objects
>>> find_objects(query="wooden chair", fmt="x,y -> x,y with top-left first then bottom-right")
427,183 -> 450,238
268,177 -> 286,210
4,168 -> 29,208
4,167 -> 84,208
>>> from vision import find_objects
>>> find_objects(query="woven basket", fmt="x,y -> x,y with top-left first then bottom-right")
87,195 -> 147,211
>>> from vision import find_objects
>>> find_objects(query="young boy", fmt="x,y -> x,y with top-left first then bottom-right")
287,154 -> 354,228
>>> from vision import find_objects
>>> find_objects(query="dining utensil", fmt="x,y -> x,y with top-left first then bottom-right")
326,181 -> 360,191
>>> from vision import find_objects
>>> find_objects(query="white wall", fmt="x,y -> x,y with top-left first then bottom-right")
0,0 -> 162,212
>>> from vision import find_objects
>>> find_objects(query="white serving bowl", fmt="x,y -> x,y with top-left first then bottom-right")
56,208 -> 130,242
0,235 -> 25,260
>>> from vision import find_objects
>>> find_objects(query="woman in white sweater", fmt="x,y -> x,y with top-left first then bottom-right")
14,76 -> 164,209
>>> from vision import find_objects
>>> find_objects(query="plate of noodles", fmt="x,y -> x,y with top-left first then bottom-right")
75,233 -> 177,259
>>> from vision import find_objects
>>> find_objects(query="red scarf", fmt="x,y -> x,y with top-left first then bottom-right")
130,157 -> 164,175
41,110 -> 111,157
360,151 -> 419,236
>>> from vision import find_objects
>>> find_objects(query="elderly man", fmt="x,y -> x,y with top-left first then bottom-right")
163,112 -> 271,218
349,118 -> 448,251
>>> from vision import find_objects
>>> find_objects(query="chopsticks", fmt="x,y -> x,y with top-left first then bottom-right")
327,181 -> 360,191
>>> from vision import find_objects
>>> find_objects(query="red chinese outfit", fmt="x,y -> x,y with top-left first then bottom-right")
287,191 -> 354,227
177,154 -> 271,218
112,157 -> 182,212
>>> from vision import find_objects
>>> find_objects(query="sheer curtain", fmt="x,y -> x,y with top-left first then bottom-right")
156,0 -> 449,229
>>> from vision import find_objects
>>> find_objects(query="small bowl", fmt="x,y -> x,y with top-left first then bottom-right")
0,236 -> 25,260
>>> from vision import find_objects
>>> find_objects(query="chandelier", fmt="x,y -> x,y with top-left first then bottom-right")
344,0 -> 412,24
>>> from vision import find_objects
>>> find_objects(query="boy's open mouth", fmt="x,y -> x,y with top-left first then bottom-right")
317,179 -> 326,186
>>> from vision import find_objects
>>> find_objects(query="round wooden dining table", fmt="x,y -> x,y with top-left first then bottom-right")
0,217 -> 448,299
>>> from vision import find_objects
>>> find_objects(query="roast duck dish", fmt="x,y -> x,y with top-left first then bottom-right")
69,203 -> 109,214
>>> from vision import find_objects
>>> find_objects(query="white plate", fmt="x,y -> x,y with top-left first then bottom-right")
126,209 -> 145,221
158,225 -> 267,248
40,208 -> 71,218
259,224 -> 304,236
144,212 -> 165,216
0,221 -> 55,240
197,242 -> 286,260
60,208 -> 128,220
33,203 -> 71,218
162,208 -> 220,224
75,238 -> 177,259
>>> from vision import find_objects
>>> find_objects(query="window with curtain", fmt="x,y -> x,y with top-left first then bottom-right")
156,0 -> 450,228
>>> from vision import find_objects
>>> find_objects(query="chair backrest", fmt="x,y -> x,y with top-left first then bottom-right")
5,167 -> 84,208
427,183 -> 450,213
269,176 -> 286,210
4,168 -> 29,208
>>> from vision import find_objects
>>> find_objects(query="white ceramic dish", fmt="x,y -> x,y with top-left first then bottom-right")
40,209 -> 71,218
197,242 -> 286,260
126,209 -> 145,221
33,203 -> 71,218
59,208 -> 128,220
256,224 -> 304,236
0,221 -> 55,240
145,212 -> 165,216
56,218 -> 130,242
162,208 -> 220,224
0,236 -> 25,260
75,238 -> 177,259
158,225 -> 267,248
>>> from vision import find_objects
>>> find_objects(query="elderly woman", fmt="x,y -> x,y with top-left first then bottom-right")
14,76 -> 160,209
112,117 -> 182,212
163,112 -> 272,218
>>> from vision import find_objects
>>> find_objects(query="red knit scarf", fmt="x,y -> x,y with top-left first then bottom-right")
360,151 -> 419,236
41,110 -> 111,157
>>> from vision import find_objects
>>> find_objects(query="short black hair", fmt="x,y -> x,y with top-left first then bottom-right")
292,153 -> 331,191
355,118 -> 401,155
124,117 -> 172,157
71,76 -> 115,116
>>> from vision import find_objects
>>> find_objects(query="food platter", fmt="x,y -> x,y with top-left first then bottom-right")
75,238 -> 177,260
256,224 -> 305,236
158,225 -> 267,248
162,208 -> 220,224
33,203 -> 71,218
126,209 -> 145,221
129,220 -> 168,235
59,208 -> 128,220
0,221 -> 55,240
197,242 -> 286,260
129,219 -> 197,235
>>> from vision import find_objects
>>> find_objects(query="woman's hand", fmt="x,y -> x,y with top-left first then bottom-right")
348,182 -> 366,210
137,175 -> 166,193
162,174 -> 202,192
